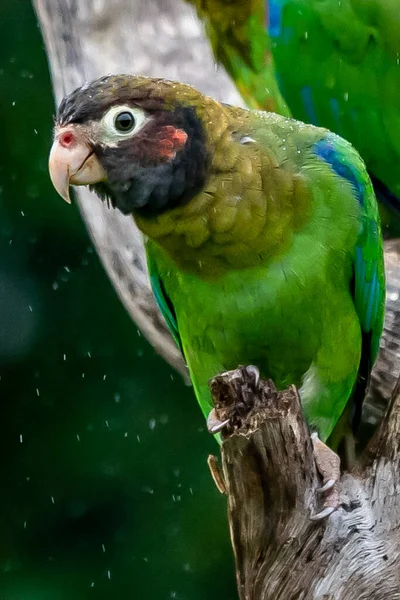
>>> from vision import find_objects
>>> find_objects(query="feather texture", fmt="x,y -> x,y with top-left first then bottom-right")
187,0 -> 400,234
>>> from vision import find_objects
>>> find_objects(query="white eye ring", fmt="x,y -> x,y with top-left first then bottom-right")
100,105 -> 148,145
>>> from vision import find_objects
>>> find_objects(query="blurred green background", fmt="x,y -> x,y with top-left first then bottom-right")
0,2 -> 236,598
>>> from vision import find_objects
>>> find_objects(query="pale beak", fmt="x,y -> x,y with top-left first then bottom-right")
49,126 -> 106,203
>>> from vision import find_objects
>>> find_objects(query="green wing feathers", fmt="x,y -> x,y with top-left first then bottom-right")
146,245 -> 183,354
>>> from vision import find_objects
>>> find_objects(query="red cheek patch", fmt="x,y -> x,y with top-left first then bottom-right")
157,126 -> 188,160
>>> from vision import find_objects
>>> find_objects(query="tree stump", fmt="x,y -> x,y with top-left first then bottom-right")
209,366 -> 400,599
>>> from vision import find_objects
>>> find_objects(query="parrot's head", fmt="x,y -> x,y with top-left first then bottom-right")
49,75 -> 212,217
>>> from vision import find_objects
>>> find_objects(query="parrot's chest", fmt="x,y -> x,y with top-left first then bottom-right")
178,270 -> 311,384
163,242 -> 352,389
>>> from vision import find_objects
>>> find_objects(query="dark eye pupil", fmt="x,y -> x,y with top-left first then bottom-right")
115,111 -> 135,132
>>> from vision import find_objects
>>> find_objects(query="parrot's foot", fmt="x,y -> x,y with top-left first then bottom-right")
310,432 -> 341,522
207,365 -> 260,435
207,408 -> 230,434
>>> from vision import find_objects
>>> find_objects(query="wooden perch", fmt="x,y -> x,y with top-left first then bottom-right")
209,367 -> 400,599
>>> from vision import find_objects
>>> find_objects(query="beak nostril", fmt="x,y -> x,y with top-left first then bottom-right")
59,131 -> 76,148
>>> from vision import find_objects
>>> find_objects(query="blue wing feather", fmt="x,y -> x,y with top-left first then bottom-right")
313,134 -> 385,365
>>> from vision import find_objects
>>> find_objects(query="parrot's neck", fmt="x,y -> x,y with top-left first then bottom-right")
134,155 -> 309,278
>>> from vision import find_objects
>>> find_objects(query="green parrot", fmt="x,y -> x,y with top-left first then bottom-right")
188,0 -> 400,236
48,75 -> 385,518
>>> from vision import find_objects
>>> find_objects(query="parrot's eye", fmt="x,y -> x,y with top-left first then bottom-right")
114,111 -> 135,132
100,105 -> 148,144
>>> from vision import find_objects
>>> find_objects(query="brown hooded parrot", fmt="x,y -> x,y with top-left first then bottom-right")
48,75 -> 385,519
188,0 -> 400,236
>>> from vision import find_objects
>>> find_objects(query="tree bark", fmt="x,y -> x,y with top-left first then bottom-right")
210,366 -> 400,600
366,240 -> 400,425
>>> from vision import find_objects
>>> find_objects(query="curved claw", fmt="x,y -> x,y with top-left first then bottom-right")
310,506 -> 336,521
207,408 -> 230,434
316,479 -> 336,494
310,433 -> 341,522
